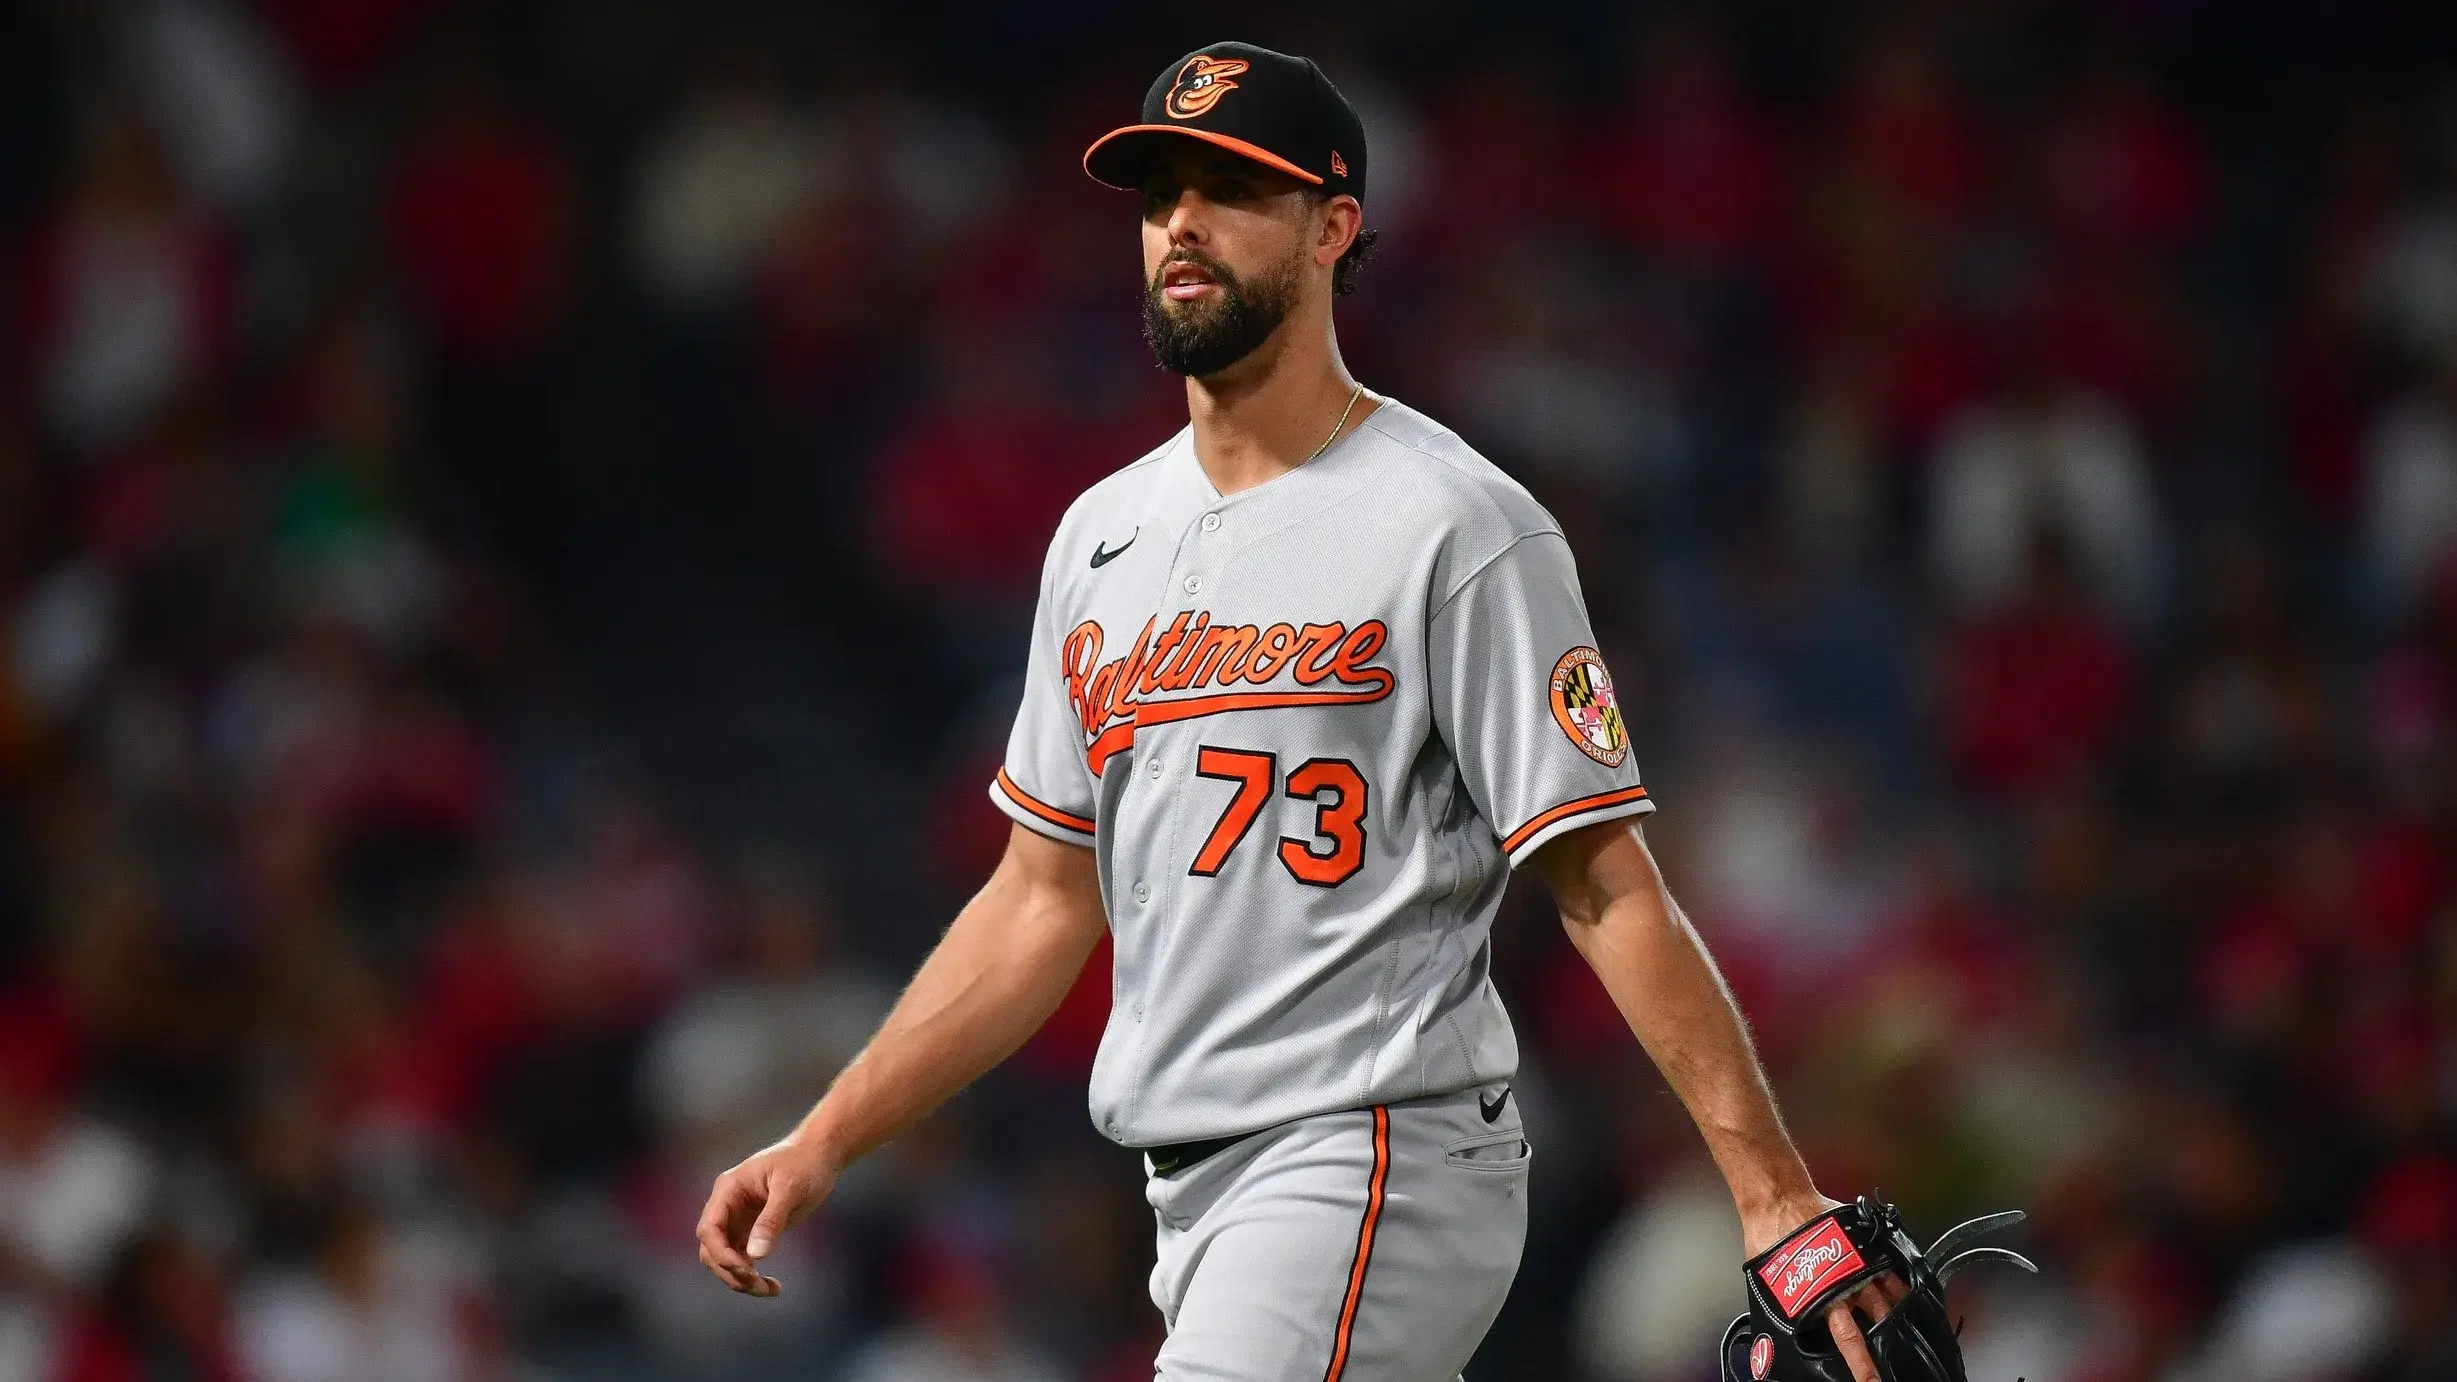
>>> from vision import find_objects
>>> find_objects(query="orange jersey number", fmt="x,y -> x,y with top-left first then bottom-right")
1191,747 -> 1276,876
1188,746 -> 1369,887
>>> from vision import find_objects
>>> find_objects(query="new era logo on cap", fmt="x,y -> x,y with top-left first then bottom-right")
1083,41 -> 1367,200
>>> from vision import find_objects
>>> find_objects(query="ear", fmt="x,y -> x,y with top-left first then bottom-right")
1312,194 -> 1363,270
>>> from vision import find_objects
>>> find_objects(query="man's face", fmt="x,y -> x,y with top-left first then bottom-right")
1138,149 -> 1316,377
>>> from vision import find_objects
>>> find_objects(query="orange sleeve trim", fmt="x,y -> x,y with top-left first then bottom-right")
995,768 -> 1096,836
1500,785 -> 1652,857
1322,1104 -> 1390,1382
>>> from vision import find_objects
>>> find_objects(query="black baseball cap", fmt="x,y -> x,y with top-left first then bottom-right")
1083,42 -> 1367,202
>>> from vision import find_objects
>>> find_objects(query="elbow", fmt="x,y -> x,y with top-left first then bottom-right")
1556,902 -> 1609,962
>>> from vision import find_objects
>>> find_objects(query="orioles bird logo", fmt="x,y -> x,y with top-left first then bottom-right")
1165,56 -> 1250,119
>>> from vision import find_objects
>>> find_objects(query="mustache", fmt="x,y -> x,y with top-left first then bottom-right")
1149,249 -> 1245,296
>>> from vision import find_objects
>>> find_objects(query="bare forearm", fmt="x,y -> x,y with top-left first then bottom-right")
790,836 -> 1104,1168
1542,824 -> 1815,1222
1567,886 -> 1812,1214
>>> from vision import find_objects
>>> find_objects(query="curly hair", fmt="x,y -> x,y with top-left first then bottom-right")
1306,191 -> 1378,297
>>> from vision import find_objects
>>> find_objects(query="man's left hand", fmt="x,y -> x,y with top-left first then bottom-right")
1743,1195 -> 1910,1382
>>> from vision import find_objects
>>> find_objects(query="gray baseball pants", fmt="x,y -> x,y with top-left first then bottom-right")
1144,1085 -> 1530,1381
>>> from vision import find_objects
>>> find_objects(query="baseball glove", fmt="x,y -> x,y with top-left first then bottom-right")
1720,1195 -> 2035,1382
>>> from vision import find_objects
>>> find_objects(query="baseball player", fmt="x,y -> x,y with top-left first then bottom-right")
699,41 -> 1904,1381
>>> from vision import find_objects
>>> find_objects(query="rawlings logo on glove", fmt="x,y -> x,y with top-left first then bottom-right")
1760,1217 -> 1868,1317
1722,1195 -> 2036,1382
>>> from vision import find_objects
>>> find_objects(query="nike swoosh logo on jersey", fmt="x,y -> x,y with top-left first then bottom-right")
1480,1087 -> 1510,1123
1090,531 -> 1138,568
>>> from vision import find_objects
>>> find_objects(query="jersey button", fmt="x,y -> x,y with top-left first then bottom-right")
1200,513 -> 1221,532
1132,1003 -> 1145,1021
1148,758 -> 1163,779
1132,881 -> 1151,904
1183,575 -> 1201,594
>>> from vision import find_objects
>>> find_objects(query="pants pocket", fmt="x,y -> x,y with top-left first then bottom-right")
1442,1128 -> 1532,1173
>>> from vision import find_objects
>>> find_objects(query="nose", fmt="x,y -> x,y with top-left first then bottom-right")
1163,190 -> 1209,249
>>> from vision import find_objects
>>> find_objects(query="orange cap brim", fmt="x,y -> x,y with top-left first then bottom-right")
1082,125 -> 1325,190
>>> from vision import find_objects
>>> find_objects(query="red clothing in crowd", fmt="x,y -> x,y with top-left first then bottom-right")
1834,42 -> 1984,235
2041,74 -> 2209,255
1944,602 -> 2131,797
1588,37 -> 1781,261
870,409 -> 1104,602
388,116 -> 570,360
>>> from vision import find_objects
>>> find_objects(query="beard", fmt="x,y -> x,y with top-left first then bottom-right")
1141,248 -> 1301,377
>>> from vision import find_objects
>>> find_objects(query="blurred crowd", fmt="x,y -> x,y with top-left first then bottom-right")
3,3 -> 2456,1380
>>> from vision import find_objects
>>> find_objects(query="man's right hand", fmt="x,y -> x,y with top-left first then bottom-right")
691,824 -> 1107,1298
695,1138 -> 840,1297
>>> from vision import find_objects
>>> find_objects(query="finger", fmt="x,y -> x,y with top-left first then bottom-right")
699,1240 -> 762,1292
1827,1299 -> 1880,1382
705,1252 -> 777,1296
1852,1280 -> 1898,1322
746,1170 -> 803,1261
698,1219 -> 759,1285
1878,1272 -> 1911,1305
697,1217 -> 756,1277
696,1174 -> 760,1275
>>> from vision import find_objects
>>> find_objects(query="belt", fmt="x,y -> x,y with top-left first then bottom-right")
1144,1131 -> 1249,1178
1143,1094 -> 1440,1177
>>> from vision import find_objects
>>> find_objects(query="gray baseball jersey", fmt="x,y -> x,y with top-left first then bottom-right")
989,395 -> 1653,1147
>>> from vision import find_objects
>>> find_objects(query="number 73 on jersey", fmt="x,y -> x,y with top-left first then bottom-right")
1187,746 -> 1368,888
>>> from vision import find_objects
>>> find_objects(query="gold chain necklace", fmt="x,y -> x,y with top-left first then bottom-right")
1307,383 -> 1367,464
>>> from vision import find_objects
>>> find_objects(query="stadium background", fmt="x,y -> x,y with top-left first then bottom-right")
2,1 -> 2454,1378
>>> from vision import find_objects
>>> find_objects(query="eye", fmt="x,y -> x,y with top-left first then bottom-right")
1211,177 -> 1254,203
